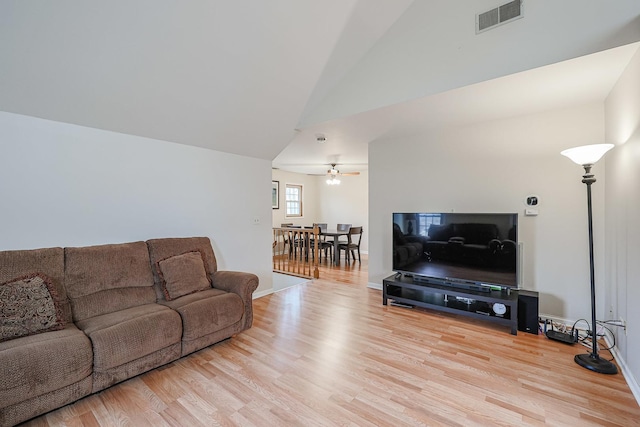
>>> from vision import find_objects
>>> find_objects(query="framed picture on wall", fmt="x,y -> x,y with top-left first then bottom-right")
272,180 -> 279,209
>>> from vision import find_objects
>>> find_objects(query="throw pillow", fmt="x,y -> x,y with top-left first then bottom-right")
0,273 -> 65,342
157,251 -> 211,301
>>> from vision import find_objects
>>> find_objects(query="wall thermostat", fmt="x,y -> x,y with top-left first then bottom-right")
525,195 -> 539,206
524,195 -> 539,215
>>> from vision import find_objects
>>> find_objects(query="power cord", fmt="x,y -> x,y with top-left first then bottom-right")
569,318 -> 618,360
538,317 -> 621,359
595,321 -> 616,352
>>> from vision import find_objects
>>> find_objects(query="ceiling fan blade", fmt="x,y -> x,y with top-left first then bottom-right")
341,172 -> 360,176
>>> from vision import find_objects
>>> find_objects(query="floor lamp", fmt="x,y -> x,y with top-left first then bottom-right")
561,143 -> 618,375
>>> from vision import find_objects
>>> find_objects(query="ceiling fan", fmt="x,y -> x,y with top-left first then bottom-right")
328,163 -> 360,177
308,163 -> 360,177
309,163 -> 360,185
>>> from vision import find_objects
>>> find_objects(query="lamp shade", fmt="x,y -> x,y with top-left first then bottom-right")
561,143 -> 614,165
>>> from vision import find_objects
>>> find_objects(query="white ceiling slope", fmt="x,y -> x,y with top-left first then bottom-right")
297,0 -> 415,127
0,0 -> 410,161
1,1 -> 640,175
300,0 -> 640,128
275,0 -> 640,175
273,42 -> 640,175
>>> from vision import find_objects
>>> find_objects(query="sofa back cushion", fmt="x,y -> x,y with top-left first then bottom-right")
0,273 -> 66,342
0,247 -> 72,323
146,237 -> 217,301
157,251 -> 211,300
64,241 -> 156,322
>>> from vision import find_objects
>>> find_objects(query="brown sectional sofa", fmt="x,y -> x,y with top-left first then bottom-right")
0,247 -> 93,427
0,237 -> 259,427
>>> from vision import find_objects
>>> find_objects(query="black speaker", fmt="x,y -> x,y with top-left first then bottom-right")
518,290 -> 539,334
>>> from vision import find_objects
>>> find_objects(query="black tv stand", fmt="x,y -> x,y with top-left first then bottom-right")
383,274 -> 519,335
411,274 -> 503,294
446,281 -> 491,293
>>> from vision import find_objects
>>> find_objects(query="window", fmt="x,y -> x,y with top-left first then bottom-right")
285,184 -> 303,217
418,213 -> 441,236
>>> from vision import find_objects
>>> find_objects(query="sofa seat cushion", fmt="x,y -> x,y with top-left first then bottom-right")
0,324 -> 92,408
76,303 -> 182,371
160,288 -> 244,342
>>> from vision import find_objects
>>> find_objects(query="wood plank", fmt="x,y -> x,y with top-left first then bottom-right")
20,255 -> 640,426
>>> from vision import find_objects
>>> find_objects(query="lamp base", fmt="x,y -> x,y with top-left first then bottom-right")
575,353 -> 618,375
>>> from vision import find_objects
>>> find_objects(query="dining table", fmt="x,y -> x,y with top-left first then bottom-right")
319,229 -> 350,266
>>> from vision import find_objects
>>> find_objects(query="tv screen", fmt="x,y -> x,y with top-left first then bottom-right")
392,212 -> 518,289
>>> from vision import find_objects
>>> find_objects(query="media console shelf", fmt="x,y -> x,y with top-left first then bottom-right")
383,274 -> 519,335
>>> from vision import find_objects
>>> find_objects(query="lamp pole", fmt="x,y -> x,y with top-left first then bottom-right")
561,143 -> 617,374
573,164 -> 618,374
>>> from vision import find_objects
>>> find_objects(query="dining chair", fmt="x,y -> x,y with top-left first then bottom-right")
281,223 -> 302,258
338,226 -> 363,263
310,223 -> 331,261
277,223 -> 292,257
320,223 -> 347,251
335,223 -> 352,246
296,223 -> 328,261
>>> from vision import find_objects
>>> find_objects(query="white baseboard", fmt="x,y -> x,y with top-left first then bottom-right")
607,338 -> 640,405
538,313 -> 577,327
252,288 -> 273,299
367,282 -> 382,290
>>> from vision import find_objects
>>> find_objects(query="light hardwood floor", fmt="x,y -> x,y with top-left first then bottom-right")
22,255 -> 640,426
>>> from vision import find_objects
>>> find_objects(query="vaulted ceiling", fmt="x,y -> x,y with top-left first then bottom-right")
1,1 -> 639,176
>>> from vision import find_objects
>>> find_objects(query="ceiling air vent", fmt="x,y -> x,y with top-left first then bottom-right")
476,0 -> 523,34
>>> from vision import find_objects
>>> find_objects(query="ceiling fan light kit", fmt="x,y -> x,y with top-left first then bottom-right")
326,177 -> 341,185
324,163 -> 360,185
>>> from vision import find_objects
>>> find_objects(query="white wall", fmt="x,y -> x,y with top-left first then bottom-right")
271,169 -> 369,253
271,169 -> 320,227
0,112 -> 274,294
369,103 -> 607,322
317,171 -> 368,253
605,48 -> 640,392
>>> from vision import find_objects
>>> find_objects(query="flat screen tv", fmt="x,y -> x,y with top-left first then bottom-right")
392,212 -> 518,290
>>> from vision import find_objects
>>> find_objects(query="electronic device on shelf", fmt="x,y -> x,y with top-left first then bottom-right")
382,273 -> 519,335
392,212 -> 519,292
492,302 -> 507,316
543,319 -> 577,344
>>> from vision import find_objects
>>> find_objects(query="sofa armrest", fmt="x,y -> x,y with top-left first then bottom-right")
210,270 -> 259,330
211,270 -> 259,296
